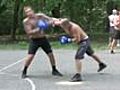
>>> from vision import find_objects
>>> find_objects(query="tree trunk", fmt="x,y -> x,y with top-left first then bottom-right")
11,0 -> 20,40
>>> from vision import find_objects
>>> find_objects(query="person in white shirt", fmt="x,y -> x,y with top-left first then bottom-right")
110,11 -> 120,53
108,9 -> 118,49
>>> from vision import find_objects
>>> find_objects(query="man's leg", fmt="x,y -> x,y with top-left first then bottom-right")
117,39 -> 120,47
108,36 -> 113,48
47,52 -> 63,76
86,45 -> 107,72
91,54 -> 107,72
108,27 -> 114,48
91,54 -> 101,63
71,59 -> 83,82
41,38 -> 63,76
110,30 -> 120,53
71,41 -> 88,82
116,30 -> 120,47
110,39 -> 117,54
22,39 -> 39,78
22,54 -> 34,78
75,60 -> 82,74
47,52 -> 56,67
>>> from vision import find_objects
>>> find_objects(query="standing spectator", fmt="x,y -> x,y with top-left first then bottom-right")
108,9 -> 118,49
110,10 -> 120,53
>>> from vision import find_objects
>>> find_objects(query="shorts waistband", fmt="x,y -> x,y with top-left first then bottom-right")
31,37 -> 46,41
80,38 -> 89,43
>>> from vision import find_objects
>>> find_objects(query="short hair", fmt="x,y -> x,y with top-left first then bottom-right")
112,9 -> 117,14
23,6 -> 32,12
61,18 -> 70,27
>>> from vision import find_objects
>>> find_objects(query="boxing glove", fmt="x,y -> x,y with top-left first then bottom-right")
59,36 -> 72,44
37,20 -> 49,30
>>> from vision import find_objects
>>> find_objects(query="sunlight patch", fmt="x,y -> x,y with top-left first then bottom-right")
56,81 -> 83,86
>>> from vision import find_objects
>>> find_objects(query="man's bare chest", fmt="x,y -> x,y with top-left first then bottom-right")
29,19 -> 38,28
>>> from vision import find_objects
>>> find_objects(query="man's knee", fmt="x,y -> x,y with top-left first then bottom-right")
26,54 -> 35,60
45,49 -> 53,56
75,54 -> 84,60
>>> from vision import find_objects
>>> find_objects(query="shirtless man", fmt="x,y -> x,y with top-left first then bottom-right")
54,18 -> 107,81
22,6 -> 63,78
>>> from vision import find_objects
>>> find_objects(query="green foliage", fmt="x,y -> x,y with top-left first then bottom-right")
1,0 -> 120,37
0,39 -> 108,50
0,0 -> 7,14
0,11 -> 13,35
0,0 -> 13,35
62,0 -> 107,32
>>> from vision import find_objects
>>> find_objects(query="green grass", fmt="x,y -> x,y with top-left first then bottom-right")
0,41 -> 28,50
51,41 -> 108,50
91,41 -> 108,50
0,40 -> 108,50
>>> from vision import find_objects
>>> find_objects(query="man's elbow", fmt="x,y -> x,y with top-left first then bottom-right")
26,31 -> 33,35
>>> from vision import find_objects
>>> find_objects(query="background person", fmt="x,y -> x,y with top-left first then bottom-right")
108,9 -> 118,49
110,11 -> 120,53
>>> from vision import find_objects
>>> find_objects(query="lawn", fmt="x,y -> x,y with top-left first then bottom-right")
0,40 -> 108,50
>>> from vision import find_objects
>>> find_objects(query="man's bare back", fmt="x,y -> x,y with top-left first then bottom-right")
54,18 -> 88,43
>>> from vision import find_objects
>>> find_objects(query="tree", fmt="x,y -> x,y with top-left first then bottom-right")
11,0 -> 21,40
0,0 -> 7,14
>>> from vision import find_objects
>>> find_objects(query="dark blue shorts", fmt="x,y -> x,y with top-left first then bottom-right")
75,38 -> 94,59
113,30 -> 120,39
109,26 -> 115,38
28,37 -> 52,54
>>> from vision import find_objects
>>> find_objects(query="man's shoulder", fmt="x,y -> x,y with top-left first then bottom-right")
23,18 -> 29,24
36,13 -> 45,16
115,15 -> 119,18
109,14 -> 113,17
114,15 -> 119,19
108,14 -> 113,18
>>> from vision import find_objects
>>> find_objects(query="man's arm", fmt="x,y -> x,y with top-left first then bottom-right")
37,13 -> 61,26
72,34 -> 81,43
23,22 -> 46,38
72,27 -> 81,43
113,16 -> 120,27
37,13 -> 53,21
70,34 -> 80,43
23,22 -> 39,35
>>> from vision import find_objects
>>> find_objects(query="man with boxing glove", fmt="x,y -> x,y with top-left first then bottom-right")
22,6 -> 63,78
54,18 -> 107,82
